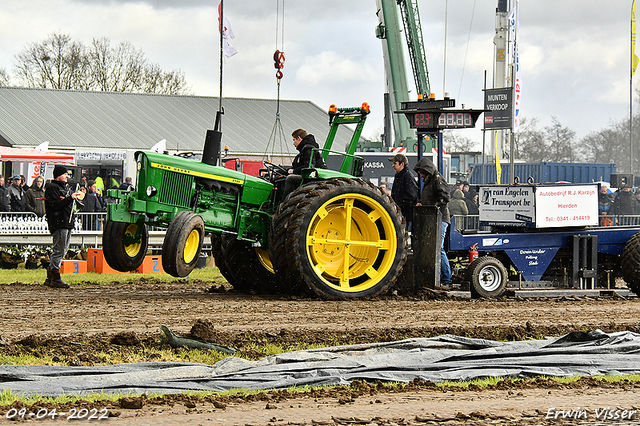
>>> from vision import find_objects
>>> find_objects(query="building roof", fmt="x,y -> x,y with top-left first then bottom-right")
0,87 -> 360,156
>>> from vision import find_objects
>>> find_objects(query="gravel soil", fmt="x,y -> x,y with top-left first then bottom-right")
0,278 -> 639,425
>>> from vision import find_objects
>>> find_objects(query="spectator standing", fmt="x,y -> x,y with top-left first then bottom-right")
414,157 -> 452,285
119,176 -> 135,191
379,182 -> 391,196
6,175 -> 25,212
614,187 -> 636,216
449,189 -> 469,217
82,180 -> 105,213
635,190 -> 640,215
598,184 -> 614,226
24,175 -> 46,217
388,153 -> 419,230
44,165 -> 79,289
0,176 -> 9,212
464,190 -> 479,215
20,174 -> 29,192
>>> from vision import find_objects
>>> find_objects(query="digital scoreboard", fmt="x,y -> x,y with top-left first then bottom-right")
404,110 -> 483,130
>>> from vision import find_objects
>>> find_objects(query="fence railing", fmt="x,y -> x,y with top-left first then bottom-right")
452,214 -> 640,232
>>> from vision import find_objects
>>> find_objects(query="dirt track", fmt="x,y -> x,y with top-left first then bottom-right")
1,278 -> 639,425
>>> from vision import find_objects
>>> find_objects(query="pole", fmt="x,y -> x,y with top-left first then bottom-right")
482,70 -> 487,185
219,0 -> 224,117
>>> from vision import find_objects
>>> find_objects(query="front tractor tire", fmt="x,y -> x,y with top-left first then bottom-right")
103,220 -> 149,272
162,211 -> 205,277
466,256 -> 508,299
273,178 -> 408,300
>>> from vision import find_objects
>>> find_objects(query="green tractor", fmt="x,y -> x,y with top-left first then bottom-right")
103,104 -> 408,299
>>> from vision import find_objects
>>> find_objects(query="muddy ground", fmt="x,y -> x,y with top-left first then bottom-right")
1,277 -> 639,425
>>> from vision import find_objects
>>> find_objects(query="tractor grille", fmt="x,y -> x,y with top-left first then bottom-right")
159,170 -> 193,208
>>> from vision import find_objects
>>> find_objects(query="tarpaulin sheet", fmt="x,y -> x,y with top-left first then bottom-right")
2,330 -> 640,397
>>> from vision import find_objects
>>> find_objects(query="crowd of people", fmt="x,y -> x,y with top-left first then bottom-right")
597,183 -> 640,225
0,173 -> 136,215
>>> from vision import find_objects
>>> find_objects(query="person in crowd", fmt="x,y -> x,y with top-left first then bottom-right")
634,190 -> 640,215
414,157 -> 452,285
119,176 -> 135,191
598,184 -> 614,226
464,189 -> 479,215
462,181 -> 470,195
20,174 -> 29,192
379,182 -> 392,196
388,153 -> 418,230
44,165 -> 80,289
82,180 -> 105,213
0,176 -> 9,212
94,176 -> 105,196
449,189 -> 469,217
614,186 -> 636,216
283,128 -> 326,198
6,175 -> 25,212
450,180 -> 464,198
24,175 -> 46,217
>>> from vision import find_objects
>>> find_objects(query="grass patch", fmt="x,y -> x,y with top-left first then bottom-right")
0,265 -> 222,286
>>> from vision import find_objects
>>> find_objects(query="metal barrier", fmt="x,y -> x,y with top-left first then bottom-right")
453,214 -> 640,232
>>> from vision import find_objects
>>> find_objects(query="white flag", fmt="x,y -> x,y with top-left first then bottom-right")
218,3 -> 238,58
509,1 -> 521,132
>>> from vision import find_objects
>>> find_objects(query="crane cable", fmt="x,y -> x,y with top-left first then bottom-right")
263,0 -> 291,163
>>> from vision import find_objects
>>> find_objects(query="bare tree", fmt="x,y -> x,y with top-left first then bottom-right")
14,33 -> 88,90
12,32 -> 191,95
0,68 -> 9,86
443,131 -> 479,152
514,117 -> 546,161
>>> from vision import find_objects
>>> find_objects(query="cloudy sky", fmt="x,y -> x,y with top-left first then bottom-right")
0,0 -> 637,149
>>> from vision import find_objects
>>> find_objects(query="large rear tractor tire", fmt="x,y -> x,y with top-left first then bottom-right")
162,211 -> 205,277
210,233 -> 237,288
466,256 -> 508,299
219,234 -> 280,294
278,178 -> 408,300
103,220 -> 149,272
621,231 -> 640,295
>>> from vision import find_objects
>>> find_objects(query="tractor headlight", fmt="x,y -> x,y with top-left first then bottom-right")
146,186 -> 157,197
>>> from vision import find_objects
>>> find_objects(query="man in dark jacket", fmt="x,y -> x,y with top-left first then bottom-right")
44,165 -> 80,289
414,157 -> 452,285
389,153 -> 418,230
24,175 -> 46,217
614,186 -> 635,216
0,176 -> 9,212
6,175 -> 25,212
283,128 -> 326,198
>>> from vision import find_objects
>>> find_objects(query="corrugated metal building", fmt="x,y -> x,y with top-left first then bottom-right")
0,86 -> 358,155
0,87 -> 361,184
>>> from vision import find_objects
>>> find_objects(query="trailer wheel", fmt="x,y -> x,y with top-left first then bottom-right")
162,211 -> 205,277
284,178 -> 408,299
466,256 -> 508,299
210,234 -> 237,287
219,234 -> 280,294
103,220 -> 148,272
621,231 -> 640,295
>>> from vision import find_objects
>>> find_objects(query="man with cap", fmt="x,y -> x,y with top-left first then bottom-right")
388,153 -> 418,231
0,176 -> 9,212
6,174 -> 25,212
44,165 -> 80,289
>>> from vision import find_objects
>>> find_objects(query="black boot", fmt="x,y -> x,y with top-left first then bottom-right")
47,268 -> 70,289
43,268 -> 53,287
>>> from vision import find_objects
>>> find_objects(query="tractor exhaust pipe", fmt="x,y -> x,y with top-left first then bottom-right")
202,111 -> 223,166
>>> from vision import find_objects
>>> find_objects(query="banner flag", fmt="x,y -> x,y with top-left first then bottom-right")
633,0 -> 639,76
495,133 -> 502,185
218,2 -> 238,58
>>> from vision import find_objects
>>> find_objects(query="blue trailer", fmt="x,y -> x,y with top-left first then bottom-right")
467,162 -> 617,185
446,183 -> 640,298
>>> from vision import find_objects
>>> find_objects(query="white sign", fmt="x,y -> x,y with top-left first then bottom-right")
534,185 -> 598,228
75,149 -> 126,162
479,185 -> 535,226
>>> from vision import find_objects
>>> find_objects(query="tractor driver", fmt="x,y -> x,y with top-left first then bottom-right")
282,128 -> 326,199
